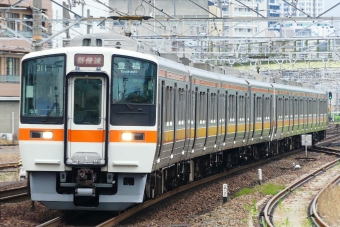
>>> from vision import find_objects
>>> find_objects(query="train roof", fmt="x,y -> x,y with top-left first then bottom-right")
245,78 -> 272,89
271,82 -> 325,95
21,45 -> 326,97
153,55 -> 190,75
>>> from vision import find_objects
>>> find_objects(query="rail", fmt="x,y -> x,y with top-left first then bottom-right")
262,156 -> 340,227
0,162 -> 20,169
0,186 -> 29,203
310,174 -> 340,227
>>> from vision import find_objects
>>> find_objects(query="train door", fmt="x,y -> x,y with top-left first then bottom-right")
65,73 -> 108,166
155,81 -> 175,168
216,91 -> 224,151
191,86 -> 208,158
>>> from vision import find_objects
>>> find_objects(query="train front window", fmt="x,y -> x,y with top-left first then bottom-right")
112,56 -> 156,104
21,55 -> 65,123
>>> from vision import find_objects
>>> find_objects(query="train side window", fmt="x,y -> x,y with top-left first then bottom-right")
165,86 -> 172,126
284,98 -> 289,118
239,95 -> 244,121
278,98 -> 282,119
210,93 -> 216,123
229,95 -> 235,122
290,98 -> 293,118
179,88 -> 185,125
265,97 -> 270,120
294,99 -> 298,118
199,92 -> 203,124
192,90 -> 196,126
170,87 -> 174,126
220,94 -> 225,124
225,92 -> 228,124
256,97 -> 261,120
253,95 -> 256,135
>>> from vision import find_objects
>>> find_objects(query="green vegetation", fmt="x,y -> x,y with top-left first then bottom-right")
233,60 -> 340,71
234,183 -> 285,197
235,187 -> 253,197
1,173 -> 5,181
244,199 -> 258,217
302,217 -> 313,227
285,217 -> 290,226
263,183 -> 285,195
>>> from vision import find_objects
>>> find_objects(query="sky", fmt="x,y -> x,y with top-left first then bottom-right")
324,1 -> 340,16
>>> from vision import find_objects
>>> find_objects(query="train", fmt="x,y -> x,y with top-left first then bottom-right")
19,34 -> 328,211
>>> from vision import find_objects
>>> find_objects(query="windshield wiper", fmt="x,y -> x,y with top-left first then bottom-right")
126,103 -> 133,110
42,102 -> 59,122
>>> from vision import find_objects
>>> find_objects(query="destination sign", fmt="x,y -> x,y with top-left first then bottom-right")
74,54 -> 104,67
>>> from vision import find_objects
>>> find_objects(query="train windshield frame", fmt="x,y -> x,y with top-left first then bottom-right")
112,56 -> 157,105
20,54 -> 65,124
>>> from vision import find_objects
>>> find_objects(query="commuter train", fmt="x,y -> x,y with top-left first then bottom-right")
19,34 -> 328,211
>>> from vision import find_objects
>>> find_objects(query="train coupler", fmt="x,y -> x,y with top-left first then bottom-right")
75,188 -> 96,197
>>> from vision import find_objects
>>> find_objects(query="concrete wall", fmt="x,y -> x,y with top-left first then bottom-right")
0,101 -> 19,138
0,83 -> 20,97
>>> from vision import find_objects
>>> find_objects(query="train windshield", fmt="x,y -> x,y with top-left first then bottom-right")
112,56 -> 156,104
21,55 -> 65,122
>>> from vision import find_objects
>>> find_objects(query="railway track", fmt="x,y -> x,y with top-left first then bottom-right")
38,148 -> 305,227
0,186 -> 29,203
261,147 -> 340,227
0,162 -> 20,170
310,174 -> 340,227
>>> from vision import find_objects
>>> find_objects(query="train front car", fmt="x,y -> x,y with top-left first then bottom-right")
19,47 -> 158,210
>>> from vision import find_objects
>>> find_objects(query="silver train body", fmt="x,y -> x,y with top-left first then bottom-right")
19,34 -> 327,211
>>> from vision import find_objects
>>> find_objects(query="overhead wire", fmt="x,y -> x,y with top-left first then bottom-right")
20,0 -> 124,46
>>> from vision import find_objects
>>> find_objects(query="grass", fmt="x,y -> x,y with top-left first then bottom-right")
244,199 -> 258,217
0,172 -> 19,182
234,183 -> 285,197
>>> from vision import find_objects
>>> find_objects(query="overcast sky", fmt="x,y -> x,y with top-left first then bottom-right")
323,1 -> 340,16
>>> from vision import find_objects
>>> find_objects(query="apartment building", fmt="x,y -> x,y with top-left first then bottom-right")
0,0 -> 52,139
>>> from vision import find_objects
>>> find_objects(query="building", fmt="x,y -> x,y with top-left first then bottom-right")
210,0 -> 267,38
268,0 -> 281,32
277,0 -> 331,37
0,0 -> 52,140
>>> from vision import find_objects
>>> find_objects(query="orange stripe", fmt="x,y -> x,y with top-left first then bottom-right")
19,128 -> 64,141
110,130 -> 157,143
68,130 -> 105,142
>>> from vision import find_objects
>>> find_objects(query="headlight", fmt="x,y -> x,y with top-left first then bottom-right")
121,132 -> 145,141
42,132 -> 53,139
30,131 -> 53,139
121,132 -> 133,141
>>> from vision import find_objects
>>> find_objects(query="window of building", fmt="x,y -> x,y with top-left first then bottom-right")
6,13 -> 19,30
23,15 -> 33,31
6,58 -> 19,75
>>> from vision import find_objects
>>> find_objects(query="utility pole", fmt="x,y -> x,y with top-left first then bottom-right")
33,0 -> 42,51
